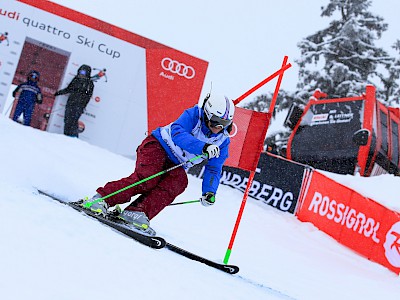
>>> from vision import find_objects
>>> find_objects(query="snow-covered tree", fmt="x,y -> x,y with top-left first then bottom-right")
382,40 -> 400,105
295,0 -> 396,103
244,0 -> 400,154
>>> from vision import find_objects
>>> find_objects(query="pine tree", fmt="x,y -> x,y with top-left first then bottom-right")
381,40 -> 400,105
295,0 -> 395,103
243,0 -> 400,154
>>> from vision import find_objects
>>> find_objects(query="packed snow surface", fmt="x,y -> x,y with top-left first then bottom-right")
1,115 -> 400,300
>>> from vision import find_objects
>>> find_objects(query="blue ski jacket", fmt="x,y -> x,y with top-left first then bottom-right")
12,80 -> 42,105
152,105 -> 231,196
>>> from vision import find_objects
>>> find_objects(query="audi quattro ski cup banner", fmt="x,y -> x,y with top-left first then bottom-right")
0,0 -> 207,158
189,152 -> 309,214
296,171 -> 400,275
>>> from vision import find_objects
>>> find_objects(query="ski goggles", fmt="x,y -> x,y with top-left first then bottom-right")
29,73 -> 39,81
208,114 -> 232,129
79,69 -> 87,75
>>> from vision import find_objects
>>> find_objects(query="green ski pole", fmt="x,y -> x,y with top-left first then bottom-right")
169,200 -> 200,206
83,154 -> 205,208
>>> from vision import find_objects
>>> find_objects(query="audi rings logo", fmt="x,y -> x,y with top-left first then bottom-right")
161,57 -> 195,79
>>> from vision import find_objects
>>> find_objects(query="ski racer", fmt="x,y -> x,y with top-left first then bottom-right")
82,93 -> 236,236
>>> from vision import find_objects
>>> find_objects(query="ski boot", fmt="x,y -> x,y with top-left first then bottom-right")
118,210 -> 156,236
81,193 -> 108,216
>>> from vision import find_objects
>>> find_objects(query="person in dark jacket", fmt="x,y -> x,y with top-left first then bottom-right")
12,70 -> 43,126
54,64 -> 94,137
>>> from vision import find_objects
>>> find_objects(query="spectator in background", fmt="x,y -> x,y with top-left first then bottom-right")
55,64 -> 94,137
12,70 -> 43,126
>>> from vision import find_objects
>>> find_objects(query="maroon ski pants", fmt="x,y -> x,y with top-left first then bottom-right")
96,135 -> 188,220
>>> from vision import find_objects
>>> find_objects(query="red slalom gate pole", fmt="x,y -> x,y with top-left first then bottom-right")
223,56 -> 291,264
233,58 -> 291,106
223,171 -> 255,264
269,56 -> 288,112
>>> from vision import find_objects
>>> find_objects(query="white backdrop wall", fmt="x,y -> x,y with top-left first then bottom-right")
0,0 -> 208,158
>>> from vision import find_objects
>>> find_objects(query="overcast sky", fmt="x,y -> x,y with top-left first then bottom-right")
50,0 -> 399,103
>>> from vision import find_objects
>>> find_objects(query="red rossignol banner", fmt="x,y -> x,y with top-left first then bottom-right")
297,171 -> 400,274
225,107 -> 271,171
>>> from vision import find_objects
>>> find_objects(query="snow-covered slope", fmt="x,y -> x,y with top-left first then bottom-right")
1,115 -> 400,300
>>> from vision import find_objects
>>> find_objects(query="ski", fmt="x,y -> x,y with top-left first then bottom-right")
37,190 -> 166,249
37,189 -> 240,274
165,243 -> 240,274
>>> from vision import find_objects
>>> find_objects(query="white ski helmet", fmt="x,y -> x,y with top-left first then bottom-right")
203,94 -> 235,128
